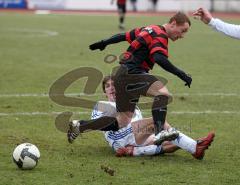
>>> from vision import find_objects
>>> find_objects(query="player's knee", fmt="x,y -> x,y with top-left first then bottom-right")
116,112 -> 132,127
152,94 -> 170,109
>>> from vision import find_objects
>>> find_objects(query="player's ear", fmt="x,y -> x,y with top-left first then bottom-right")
171,20 -> 177,27
169,20 -> 176,29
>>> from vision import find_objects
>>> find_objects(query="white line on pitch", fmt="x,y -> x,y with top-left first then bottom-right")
0,93 -> 102,97
0,111 -> 89,116
1,110 -> 240,117
169,110 -> 240,114
0,92 -> 240,98
3,28 -> 59,37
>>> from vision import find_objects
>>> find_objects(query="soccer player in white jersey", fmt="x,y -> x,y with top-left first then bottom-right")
68,75 -> 215,159
193,8 -> 240,39
91,76 -> 180,156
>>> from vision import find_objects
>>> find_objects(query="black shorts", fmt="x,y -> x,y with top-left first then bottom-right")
117,3 -> 126,14
114,65 -> 159,112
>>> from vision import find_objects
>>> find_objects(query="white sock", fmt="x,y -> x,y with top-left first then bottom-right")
171,132 -> 197,154
133,145 -> 162,156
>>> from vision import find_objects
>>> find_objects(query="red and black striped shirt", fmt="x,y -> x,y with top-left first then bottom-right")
122,25 -> 169,73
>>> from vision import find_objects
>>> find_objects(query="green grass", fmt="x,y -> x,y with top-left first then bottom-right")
0,12 -> 240,185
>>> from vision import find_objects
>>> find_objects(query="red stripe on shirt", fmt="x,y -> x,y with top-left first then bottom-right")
150,47 -> 168,57
126,31 -> 131,43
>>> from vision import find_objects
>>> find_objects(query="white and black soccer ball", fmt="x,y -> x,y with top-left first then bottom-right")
12,143 -> 40,170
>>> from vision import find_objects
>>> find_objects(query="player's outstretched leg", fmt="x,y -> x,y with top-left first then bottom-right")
192,132 -> 215,160
67,116 -> 119,143
67,120 -> 81,143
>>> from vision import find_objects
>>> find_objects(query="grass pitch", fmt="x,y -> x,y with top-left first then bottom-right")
0,12 -> 240,185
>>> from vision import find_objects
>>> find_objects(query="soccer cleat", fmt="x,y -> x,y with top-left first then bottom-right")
115,145 -> 134,157
192,132 -> 215,160
153,128 -> 180,145
67,120 -> 81,143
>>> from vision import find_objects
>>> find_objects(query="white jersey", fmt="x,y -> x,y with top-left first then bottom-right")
209,18 -> 240,39
90,101 -> 197,156
91,101 -> 142,121
91,101 -> 143,151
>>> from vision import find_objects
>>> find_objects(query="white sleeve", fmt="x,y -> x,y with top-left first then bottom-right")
131,106 -> 143,122
91,103 -> 104,120
209,18 -> 240,39
91,101 -> 117,120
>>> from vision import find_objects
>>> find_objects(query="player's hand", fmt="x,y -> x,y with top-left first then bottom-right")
178,71 -> 192,88
193,8 -> 212,24
89,40 -> 106,51
182,74 -> 192,88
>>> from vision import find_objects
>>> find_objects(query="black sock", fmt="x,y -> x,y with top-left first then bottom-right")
79,116 -> 119,133
99,119 -> 119,131
152,95 -> 168,135
120,16 -> 124,24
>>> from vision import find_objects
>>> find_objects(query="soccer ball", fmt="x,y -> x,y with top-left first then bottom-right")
12,143 -> 40,170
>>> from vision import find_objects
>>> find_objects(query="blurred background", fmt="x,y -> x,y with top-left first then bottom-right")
1,0 -> 240,13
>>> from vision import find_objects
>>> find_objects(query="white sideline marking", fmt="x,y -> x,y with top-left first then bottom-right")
3,28 -> 59,37
0,111 -> 89,116
175,93 -> 240,97
0,93 -> 101,97
0,92 -> 240,98
170,110 -> 240,115
0,110 -> 240,117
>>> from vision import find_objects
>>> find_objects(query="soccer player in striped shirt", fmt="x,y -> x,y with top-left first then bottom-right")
89,12 -> 192,140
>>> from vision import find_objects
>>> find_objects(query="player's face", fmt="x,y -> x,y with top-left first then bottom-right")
169,21 -> 190,41
104,79 -> 116,102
